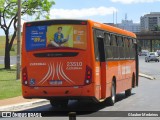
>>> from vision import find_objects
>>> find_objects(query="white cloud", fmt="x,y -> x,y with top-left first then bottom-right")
50,6 -> 117,19
111,0 -> 160,4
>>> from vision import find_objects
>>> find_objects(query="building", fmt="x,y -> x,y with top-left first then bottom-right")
140,12 -> 160,31
116,20 -> 140,33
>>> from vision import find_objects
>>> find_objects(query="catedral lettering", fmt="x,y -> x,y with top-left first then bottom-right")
22,19 -> 139,107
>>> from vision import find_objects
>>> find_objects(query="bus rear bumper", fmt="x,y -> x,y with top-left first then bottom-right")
22,85 -> 94,99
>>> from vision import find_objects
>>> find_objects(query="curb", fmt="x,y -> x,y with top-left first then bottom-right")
139,73 -> 155,80
0,99 -> 49,111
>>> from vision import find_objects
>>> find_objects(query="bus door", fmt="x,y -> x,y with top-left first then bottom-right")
95,30 -> 106,99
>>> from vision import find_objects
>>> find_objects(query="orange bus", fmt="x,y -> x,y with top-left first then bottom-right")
22,19 -> 139,107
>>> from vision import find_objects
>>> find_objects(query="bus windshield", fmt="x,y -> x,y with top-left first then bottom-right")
25,24 -> 87,51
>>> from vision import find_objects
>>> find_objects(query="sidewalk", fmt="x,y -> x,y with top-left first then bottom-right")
0,96 -> 49,111
0,96 -> 39,107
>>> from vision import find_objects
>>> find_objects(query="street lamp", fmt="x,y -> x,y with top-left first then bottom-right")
16,0 -> 21,80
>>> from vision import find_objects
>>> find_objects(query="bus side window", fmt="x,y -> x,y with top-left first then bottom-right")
105,33 -> 111,46
117,36 -> 123,59
131,39 -> 136,59
111,34 -> 118,59
124,37 -> 130,59
122,37 -> 125,59
117,36 -> 123,47
129,39 -> 133,59
93,30 -> 100,61
111,35 -> 117,46
105,33 -> 113,60
93,29 -> 105,61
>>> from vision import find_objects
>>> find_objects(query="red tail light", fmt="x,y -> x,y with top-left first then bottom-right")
22,67 -> 28,85
84,66 -> 92,85
81,21 -> 86,25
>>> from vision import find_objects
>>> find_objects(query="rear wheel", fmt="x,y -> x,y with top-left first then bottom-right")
50,99 -> 68,108
107,81 -> 116,106
125,74 -> 134,97
125,89 -> 131,97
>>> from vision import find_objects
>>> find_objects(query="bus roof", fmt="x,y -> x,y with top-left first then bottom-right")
88,20 -> 136,38
24,19 -> 136,38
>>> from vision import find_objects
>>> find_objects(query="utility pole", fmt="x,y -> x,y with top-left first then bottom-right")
16,0 -> 21,80
115,11 -> 117,27
113,11 -> 114,24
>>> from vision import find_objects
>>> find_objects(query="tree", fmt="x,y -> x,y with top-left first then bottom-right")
154,25 -> 160,31
0,0 -> 55,69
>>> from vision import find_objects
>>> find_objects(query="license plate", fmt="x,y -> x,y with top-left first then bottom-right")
49,80 -> 62,85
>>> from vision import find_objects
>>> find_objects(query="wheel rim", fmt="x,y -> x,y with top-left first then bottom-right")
112,84 -> 115,102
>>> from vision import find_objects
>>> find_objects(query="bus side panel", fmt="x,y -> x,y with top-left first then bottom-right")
115,60 -> 135,94
106,60 -> 134,95
124,60 -> 132,92
115,60 -> 126,94
88,20 -> 137,102
93,62 -> 101,100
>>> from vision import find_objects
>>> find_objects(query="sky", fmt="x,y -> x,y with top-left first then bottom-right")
48,0 -> 160,23
1,0 -> 160,35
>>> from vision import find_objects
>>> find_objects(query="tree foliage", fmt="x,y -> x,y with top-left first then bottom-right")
154,25 -> 160,31
0,0 -> 55,69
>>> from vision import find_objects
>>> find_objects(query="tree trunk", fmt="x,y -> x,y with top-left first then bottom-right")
4,31 -> 11,69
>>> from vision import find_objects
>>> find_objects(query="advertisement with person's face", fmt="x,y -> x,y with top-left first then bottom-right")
26,24 -> 87,51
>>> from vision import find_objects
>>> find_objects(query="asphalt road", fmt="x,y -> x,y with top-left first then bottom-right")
139,56 -> 160,80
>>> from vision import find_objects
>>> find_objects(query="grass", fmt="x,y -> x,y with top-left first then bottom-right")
0,36 -> 17,56
0,64 -> 21,100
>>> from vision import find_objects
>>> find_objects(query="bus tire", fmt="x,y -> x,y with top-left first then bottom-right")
50,99 -> 68,108
125,89 -> 131,97
125,74 -> 134,97
132,74 -> 135,88
107,81 -> 116,106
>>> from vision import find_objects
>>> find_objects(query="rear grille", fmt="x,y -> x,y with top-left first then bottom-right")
34,52 -> 79,57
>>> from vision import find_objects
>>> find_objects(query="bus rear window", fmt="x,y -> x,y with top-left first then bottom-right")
25,24 -> 87,51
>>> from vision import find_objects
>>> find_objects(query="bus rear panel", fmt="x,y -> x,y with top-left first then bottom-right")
22,20 -> 96,101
